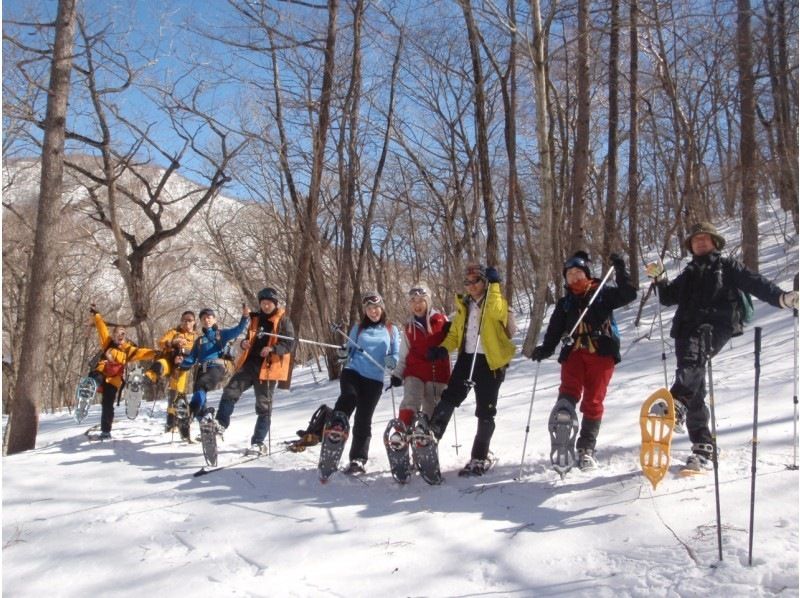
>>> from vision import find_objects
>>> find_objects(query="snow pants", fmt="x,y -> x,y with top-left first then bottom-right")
189,363 -> 226,419
334,368 -> 383,463
89,370 -> 120,434
670,325 -> 731,447
398,376 -> 446,425
430,352 -> 505,460
217,361 -> 277,444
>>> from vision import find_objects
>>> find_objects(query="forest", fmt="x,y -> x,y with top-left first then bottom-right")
2,0 -> 797,453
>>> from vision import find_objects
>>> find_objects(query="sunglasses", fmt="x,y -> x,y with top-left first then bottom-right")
408,287 -> 428,298
463,278 -> 482,286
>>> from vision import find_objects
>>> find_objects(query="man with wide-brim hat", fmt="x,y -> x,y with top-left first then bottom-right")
683,222 -> 726,254
647,220 -> 798,475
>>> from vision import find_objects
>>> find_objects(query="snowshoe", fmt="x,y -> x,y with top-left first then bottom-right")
199,409 -> 222,467
174,394 -> 192,442
549,397 -> 579,479
409,413 -> 442,485
318,411 -> 350,483
383,418 -> 411,483
74,376 -> 97,424
124,365 -> 145,420
457,455 -> 495,477
639,388 -> 676,489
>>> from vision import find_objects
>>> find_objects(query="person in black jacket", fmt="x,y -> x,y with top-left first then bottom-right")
649,222 -> 798,471
531,251 -> 637,470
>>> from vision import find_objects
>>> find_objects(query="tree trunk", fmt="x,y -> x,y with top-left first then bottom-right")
522,0 -> 556,356
627,0 -> 640,288
737,0 -> 758,271
7,0 -> 77,455
569,0 -> 591,252
602,0 -> 620,260
460,0 -> 499,266
287,0 -> 338,362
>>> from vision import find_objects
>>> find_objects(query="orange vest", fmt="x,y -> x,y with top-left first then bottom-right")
235,309 -> 292,382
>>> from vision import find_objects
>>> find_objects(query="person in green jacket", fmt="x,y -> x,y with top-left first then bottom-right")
426,264 -> 516,475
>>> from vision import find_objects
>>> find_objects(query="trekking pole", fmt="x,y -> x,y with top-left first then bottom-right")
517,360 -> 541,480
702,325 -> 724,562
790,273 -> 799,471
330,323 -> 388,373
264,331 -> 342,351
653,282 -> 669,388
562,265 -> 616,345
748,326 -> 762,566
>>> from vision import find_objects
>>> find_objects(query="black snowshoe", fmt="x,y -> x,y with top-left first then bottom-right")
383,418 -> 411,483
318,410 -> 350,483
74,377 -> 97,424
409,413 -> 442,485
549,397 -> 579,479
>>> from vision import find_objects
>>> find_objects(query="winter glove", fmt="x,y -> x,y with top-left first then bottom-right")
780,291 -> 799,310
384,355 -> 398,370
645,261 -> 666,282
530,345 -> 551,362
609,253 -> 626,272
390,375 -> 403,387
426,346 -> 449,361
89,304 -> 98,315
485,266 -> 501,284
335,344 -> 349,360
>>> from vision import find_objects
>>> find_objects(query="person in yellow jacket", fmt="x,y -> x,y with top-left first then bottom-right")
144,311 -> 198,434
426,264 -> 516,475
215,287 -> 295,454
87,307 -> 156,439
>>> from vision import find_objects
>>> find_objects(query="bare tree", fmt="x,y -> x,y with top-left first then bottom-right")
7,0 -> 77,454
737,0 -> 758,270
569,0 -> 591,251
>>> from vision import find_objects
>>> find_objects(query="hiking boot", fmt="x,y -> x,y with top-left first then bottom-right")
344,460 -> 366,475
683,453 -> 711,472
458,458 -> 490,476
250,442 -> 267,456
388,431 -> 406,450
99,431 -> 112,440
577,448 -> 598,471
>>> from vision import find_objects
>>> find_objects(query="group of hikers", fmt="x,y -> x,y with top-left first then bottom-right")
83,222 -> 798,476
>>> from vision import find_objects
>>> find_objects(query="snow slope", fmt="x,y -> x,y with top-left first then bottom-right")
3,225 -> 798,597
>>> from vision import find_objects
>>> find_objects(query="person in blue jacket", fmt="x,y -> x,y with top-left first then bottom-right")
334,291 -> 400,473
179,304 -> 249,428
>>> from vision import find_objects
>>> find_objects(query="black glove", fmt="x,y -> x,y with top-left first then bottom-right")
89,304 -> 98,315
485,266 -> 501,284
530,345 -> 550,362
335,344 -> 349,360
609,253 -> 626,271
426,346 -> 449,361
390,375 -> 403,387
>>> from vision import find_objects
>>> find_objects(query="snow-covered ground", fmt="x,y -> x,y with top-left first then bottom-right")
4,225 -> 798,597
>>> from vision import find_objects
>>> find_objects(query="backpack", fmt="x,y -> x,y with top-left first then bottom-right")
737,290 -> 755,324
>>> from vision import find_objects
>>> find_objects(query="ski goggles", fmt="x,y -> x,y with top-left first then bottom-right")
408,287 -> 429,298
362,294 -> 383,306
563,256 -> 589,271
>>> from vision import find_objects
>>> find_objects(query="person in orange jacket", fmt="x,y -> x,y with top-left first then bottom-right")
87,307 -> 156,439
144,311 -> 198,435
215,288 -> 295,454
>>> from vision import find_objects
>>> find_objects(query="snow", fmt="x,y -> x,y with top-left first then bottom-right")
4,231 -> 798,597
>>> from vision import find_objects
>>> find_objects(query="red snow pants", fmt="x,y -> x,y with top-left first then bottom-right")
558,348 -> 615,420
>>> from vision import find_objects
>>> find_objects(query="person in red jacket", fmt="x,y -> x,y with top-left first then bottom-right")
390,284 -> 451,427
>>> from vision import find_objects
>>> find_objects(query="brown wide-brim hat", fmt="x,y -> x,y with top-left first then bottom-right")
684,222 -> 726,253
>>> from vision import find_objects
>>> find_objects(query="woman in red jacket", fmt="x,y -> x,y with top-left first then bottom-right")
392,284 -> 450,427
